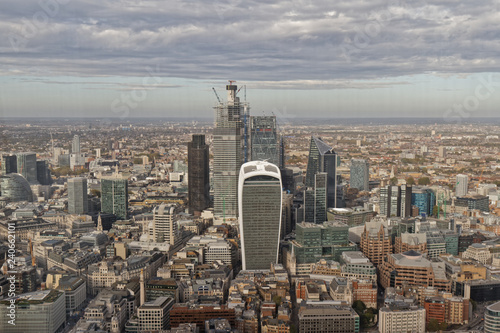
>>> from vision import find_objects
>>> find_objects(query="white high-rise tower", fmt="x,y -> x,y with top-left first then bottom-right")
456,174 -> 468,197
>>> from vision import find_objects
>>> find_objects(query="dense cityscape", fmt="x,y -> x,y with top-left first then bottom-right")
0,83 -> 499,333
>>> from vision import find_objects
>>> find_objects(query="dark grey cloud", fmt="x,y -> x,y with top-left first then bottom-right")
0,0 -> 499,87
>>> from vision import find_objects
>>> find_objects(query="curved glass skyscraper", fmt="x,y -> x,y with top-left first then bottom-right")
238,161 -> 282,270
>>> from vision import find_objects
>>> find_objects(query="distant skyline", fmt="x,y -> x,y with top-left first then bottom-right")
1,1 -> 500,119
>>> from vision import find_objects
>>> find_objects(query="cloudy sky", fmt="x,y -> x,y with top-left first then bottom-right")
1,0 -> 500,120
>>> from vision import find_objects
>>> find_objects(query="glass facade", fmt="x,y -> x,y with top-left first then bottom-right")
101,178 -> 128,220
188,134 -> 210,214
250,116 -> 279,166
305,136 -> 337,208
412,188 -> 436,217
293,222 -> 355,264
350,159 -> 369,191
304,173 -> 327,223
68,177 -> 88,214
0,173 -> 33,202
239,162 -> 282,270
16,152 -> 37,183
213,85 -> 246,218
485,302 -> 500,333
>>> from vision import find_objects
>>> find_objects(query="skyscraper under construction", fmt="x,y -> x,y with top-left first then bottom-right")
213,83 -> 249,218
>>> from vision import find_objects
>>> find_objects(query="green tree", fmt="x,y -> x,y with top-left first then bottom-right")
406,176 -> 415,185
272,295 -> 282,306
90,189 -> 101,198
432,205 -> 442,217
352,300 -> 366,315
427,319 -> 440,332
470,299 -> 477,311
418,177 -> 430,185
390,177 -> 398,185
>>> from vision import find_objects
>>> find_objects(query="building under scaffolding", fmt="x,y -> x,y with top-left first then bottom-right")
213,83 -> 249,219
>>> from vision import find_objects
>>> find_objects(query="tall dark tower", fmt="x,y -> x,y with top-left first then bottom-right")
188,134 -> 210,215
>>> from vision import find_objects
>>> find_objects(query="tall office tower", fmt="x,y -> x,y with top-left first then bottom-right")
400,184 -> 413,217
36,160 -> 52,185
239,161 -> 282,270
213,83 -> 247,218
16,152 -> 37,183
305,136 -> 337,208
278,135 -> 285,169
250,116 -> 279,166
68,177 -> 88,214
455,174 -> 468,197
101,178 -> 128,220
350,158 -> 369,191
188,134 -> 210,215
72,135 -> 80,153
389,185 -> 401,217
152,203 -> 181,245
303,172 -> 327,223
379,185 -> 391,217
1,154 -> 17,175
438,146 -> 446,158
411,187 -> 436,217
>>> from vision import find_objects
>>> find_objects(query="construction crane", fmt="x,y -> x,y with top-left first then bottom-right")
477,167 -> 485,189
212,87 -> 222,104
228,80 -> 236,85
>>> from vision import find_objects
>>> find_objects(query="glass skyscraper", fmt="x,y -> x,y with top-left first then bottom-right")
250,116 -> 279,166
1,154 -> 17,175
213,84 -> 248,219
350,158 -> 369,191
101,178 -> 128,220
187,134 -> 209,215
16,152 -> 37,183
304,172 -> 327,223
68,177 -> 88,214
305,136 -> 337,208
238,161 -> 282,270
412,187 -> 436,217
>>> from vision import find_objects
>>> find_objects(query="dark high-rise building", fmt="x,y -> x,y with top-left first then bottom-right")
188,134 -> 209,215
101,178 -> 128,220
36,160 -> 52,185
250,116 -> 279,166
380,185 -> 413,218
350,158 -> 369,191
1,155 -> 17,175
280,168 -> 295,193
305,136 -> 337,208
239,161 -> 282,270
17,152 -> 37,183
279,135 -> 285,169
68,177 -> 88,214
213,83 -> 247,219
400,184 -> 413,217
303,172 -> 327,223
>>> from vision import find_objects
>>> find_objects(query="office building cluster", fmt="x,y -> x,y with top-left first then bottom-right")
1,85 -> 500,333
